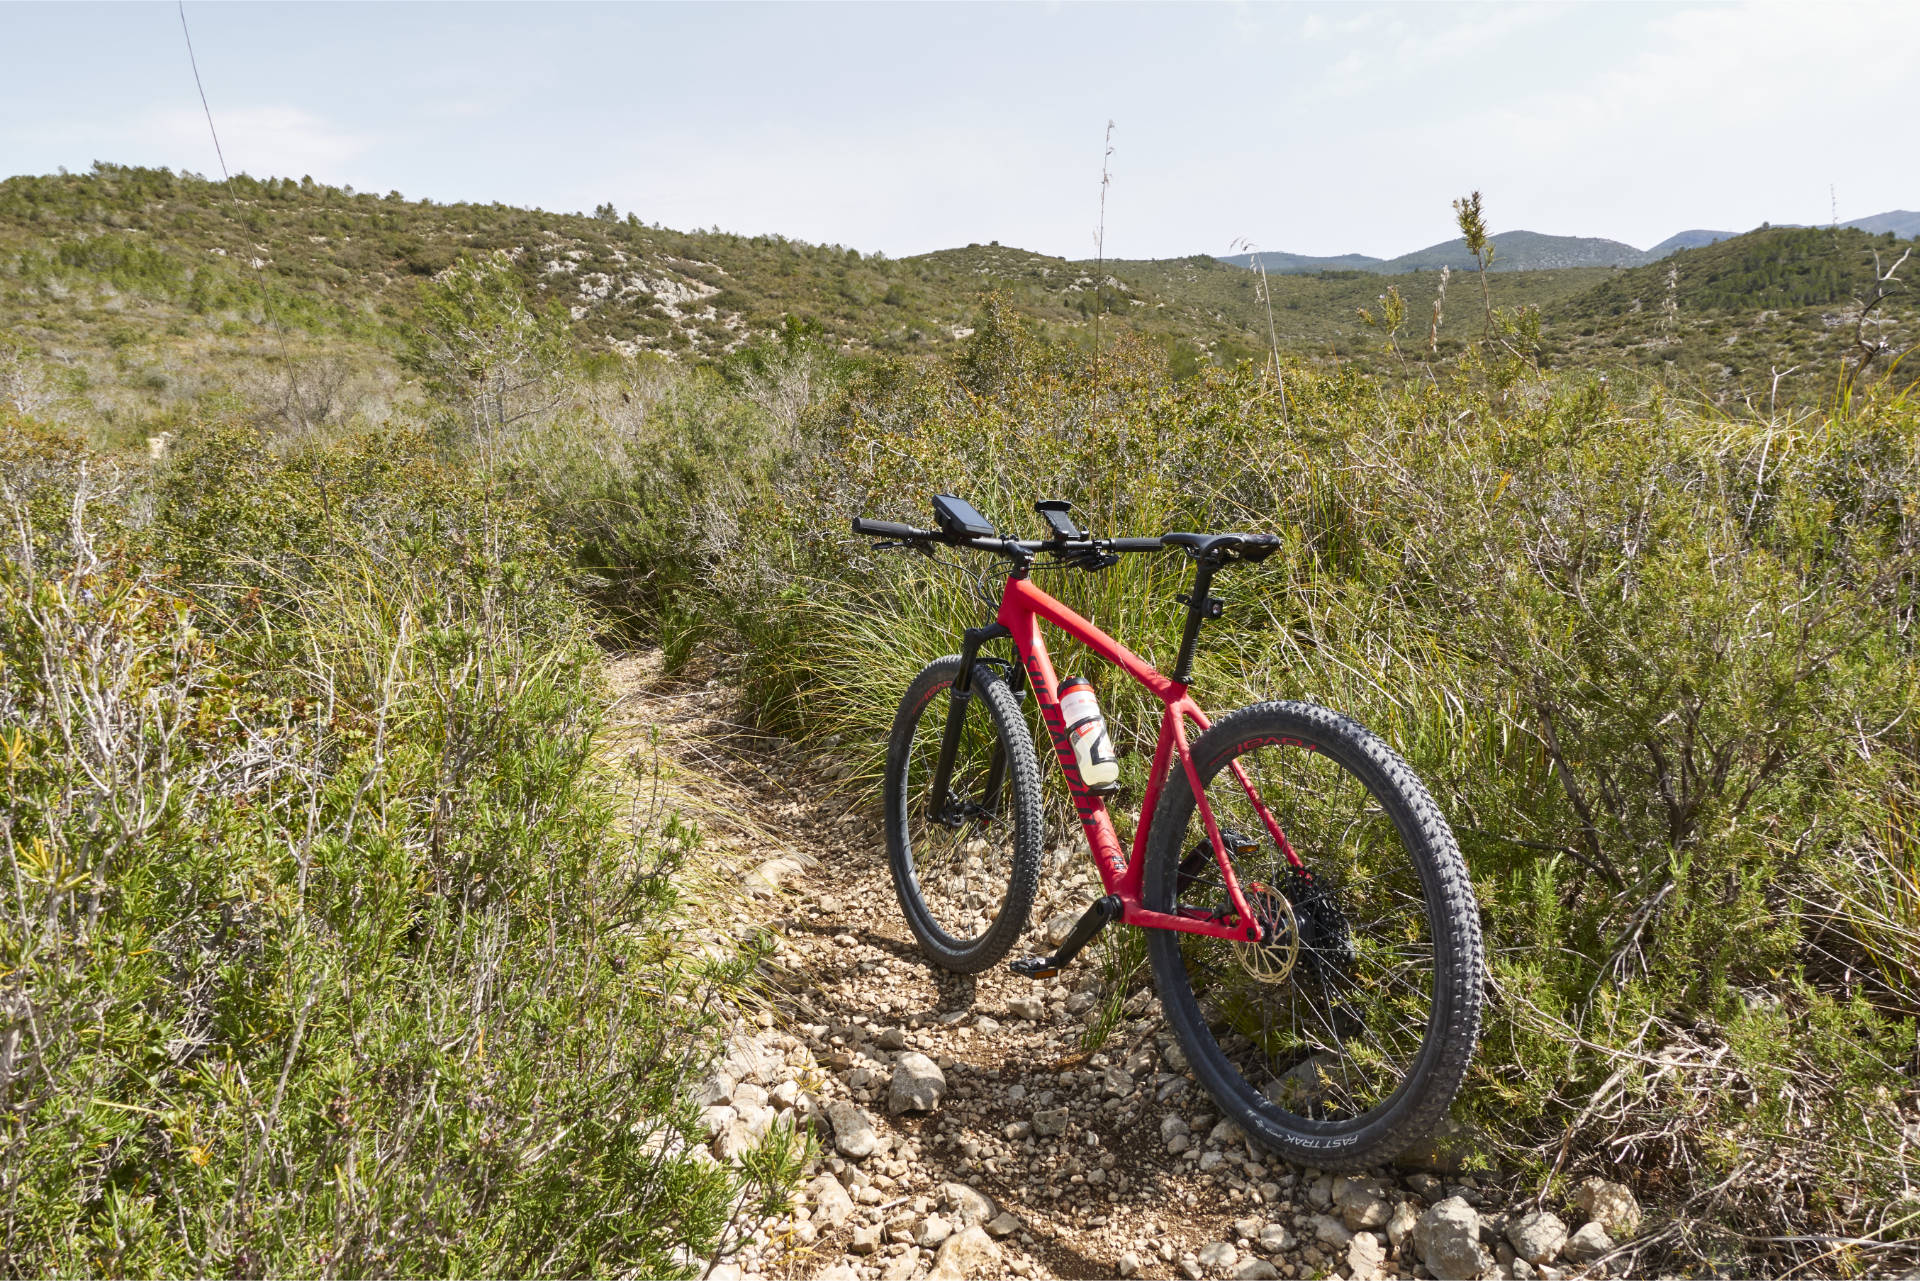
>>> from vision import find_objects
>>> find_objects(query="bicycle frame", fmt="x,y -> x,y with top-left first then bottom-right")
975,572 -> 1307,944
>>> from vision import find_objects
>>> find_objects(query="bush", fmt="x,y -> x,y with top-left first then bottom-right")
0,416 -> 799,1275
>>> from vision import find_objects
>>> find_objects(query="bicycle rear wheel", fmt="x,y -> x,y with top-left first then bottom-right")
1143,701 -> 1483,1169
885,656 -> 1044,973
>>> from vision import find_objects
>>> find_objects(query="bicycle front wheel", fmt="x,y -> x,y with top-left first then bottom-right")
885,656 -> 1044,973
1143,701 -> 1484,1169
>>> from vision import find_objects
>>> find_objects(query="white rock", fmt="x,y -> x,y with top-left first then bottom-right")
849,1222 -> 883,1254
1259,1223 -> 1295,1252
890,1052 -> 948,1114
1032,1107 -> 1069,1136
1009,996 -> 1045,1020
1570,1177 -> 1641,1237
985,1211 -> 1020,1237
928,1224 -> 1001,1280
1415,1196 -> 1492,1280
915,1214 -> 954,1247
826,1099 -> 878,1159
770,1079 -> 801,1110
722,1033 -> 782,1085
1118,1251 -> 1142,1277
877,1026 -> 908,1050
1209,1118 -> 1245,1146
1197,1241 -> 1238,1269
1506,1210 -> 1568,1265
1386,1201 -> 1420,1252
744,856 -> 804,894
1233,1257 -> 1280,1280
1313,1214 -> 1354,1247
695,1074 -> 735,1106
807,1173 -> 855,1228
1336,1177 -> 1392,1231
942,1182 -> 995,1226
1562,1221 -> 1613,1264
1347,1232 -> 1388,1281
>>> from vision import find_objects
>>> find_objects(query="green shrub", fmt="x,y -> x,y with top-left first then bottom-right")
0,418 -> 798,1275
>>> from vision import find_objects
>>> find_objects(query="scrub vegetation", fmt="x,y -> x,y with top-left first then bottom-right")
2,164 -> 1917,1274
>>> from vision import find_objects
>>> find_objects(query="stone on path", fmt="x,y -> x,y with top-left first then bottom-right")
1233,1257 -> 1280,1280
744,856 -> 804,895
1414,1196 -> 1493,1280
1197,1241 -> 1238,1269
889,1051 -> 948,1114
985,1211 -> 1020,1238
1031,1107 -> 1069,1136
914,1214 -> 953,1247
928,1225 -> 1001,1280
1570,1177 -> 1642,1237
1386,1201 -> 1420,1252
1336,1176 -> 1392,1230
941,1182 -> 995,1226
1117,1250 -> 1142,1277
825,1099 -> 877,1159
806,1172 -> 855,1229
1562,1220 -> 1614,1264
1259,1223 -> 1295,1252
1506,1210 -> 1568,1265
1346,1231 -> 1388,1281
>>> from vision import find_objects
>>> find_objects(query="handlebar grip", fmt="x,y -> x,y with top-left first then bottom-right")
852,517 -> 927,538
1107,537 -> 1166,552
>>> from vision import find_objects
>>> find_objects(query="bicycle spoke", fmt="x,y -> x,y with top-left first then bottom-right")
1170,733 -> 1440,1126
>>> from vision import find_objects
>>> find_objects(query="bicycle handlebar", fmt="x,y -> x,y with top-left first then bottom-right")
850,518 -> 1278,566
850,517 -> 934,539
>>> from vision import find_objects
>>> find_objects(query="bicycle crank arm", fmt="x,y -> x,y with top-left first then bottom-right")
1009,895 -> 1122,980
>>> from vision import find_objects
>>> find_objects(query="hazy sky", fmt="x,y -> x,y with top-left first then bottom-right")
3,2 -> 1915,261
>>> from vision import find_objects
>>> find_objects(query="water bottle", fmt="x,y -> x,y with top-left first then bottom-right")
1058,677 -> 1121,792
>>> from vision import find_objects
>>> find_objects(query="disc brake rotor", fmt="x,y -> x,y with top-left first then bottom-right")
1231,884 -> 1301,984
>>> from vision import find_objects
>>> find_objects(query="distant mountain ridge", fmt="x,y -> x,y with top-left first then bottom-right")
1221,212 -> 1916,274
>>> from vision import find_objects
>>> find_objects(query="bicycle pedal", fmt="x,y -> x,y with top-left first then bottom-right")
1009,956 -> 1060,980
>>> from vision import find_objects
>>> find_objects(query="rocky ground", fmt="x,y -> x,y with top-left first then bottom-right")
604,654 -> 1642,1281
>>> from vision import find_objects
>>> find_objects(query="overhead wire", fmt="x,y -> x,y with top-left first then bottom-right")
175,1 -> 304,424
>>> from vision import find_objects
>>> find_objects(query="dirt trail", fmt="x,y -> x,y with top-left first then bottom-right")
603,653 -> 1630,1281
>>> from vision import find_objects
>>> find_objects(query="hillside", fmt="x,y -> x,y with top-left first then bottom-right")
1,164 -> 1915,431
1645,229 -> 1737,256
1545,223 -> 1920,394
1847,210 -> 1920,237
1384,229 -> 1647,273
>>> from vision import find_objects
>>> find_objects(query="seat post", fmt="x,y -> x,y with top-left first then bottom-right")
1170,556 -> 1223,685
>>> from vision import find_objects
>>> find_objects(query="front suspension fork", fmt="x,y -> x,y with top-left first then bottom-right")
928,623 -> 1015,825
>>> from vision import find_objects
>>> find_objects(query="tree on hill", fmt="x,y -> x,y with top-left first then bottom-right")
402,251 -> 572,438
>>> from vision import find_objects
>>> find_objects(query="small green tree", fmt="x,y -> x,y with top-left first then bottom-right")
1453,190 -> 1497,338
403,251 -> 572,437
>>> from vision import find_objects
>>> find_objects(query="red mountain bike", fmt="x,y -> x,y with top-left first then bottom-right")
853,495 -> 1484,1168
